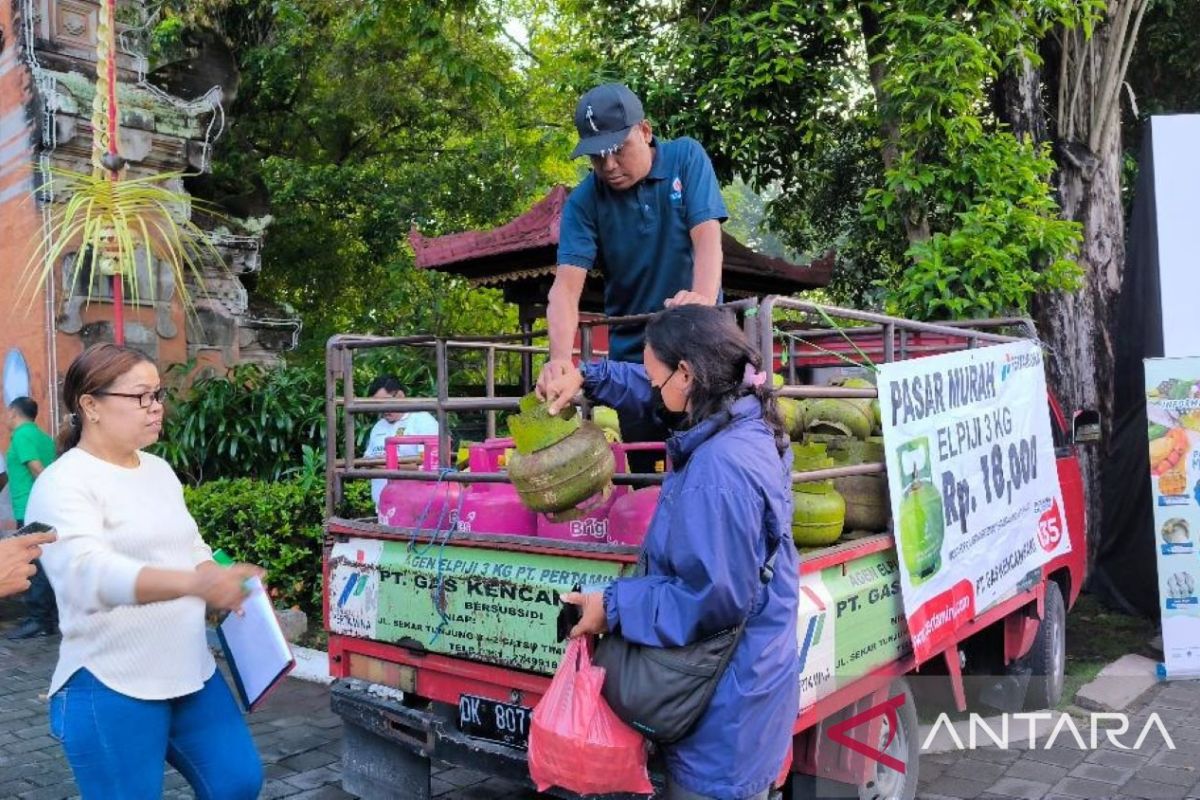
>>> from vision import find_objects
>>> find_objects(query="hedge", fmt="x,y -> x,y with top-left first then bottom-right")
185,477 -> 371,619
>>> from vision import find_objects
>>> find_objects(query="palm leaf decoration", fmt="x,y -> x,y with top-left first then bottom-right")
22,0 -> 226,342
23,167 -> 224,312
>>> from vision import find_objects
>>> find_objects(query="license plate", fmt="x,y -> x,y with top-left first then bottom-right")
458,694 -> 531,748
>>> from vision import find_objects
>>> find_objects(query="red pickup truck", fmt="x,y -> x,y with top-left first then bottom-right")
321,298 -> 1091,799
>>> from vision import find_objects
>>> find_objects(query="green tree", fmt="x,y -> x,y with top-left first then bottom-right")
151,0 -> 581,353
1121,0 -> 1200,180
565,0 -> 1180,559
569,0 -> 1088,320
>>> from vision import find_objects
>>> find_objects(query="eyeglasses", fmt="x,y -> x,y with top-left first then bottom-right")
93,388 -> 168,409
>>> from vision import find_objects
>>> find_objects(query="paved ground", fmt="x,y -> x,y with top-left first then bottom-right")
916,685 -> 1200,800
4,600 -> 1200,799
0,602 -> 528,800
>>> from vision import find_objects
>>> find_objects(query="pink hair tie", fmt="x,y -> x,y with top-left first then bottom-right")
742,363 -> 767,388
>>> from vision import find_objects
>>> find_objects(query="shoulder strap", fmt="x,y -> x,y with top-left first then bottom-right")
758,536 -> 782,585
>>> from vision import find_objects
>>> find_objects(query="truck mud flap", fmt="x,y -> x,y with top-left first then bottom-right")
331,678 -> 663,798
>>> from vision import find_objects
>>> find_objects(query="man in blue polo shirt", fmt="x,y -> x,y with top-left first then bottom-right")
538,83 -> 727,445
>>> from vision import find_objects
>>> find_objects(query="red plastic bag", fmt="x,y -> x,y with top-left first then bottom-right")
529,636 -> 653,795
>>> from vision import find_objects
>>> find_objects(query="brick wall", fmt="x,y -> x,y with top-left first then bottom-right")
0,0 -> 52,452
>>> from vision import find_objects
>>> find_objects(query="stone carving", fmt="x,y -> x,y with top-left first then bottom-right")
61,12 -> 86,36
80,320 -> 158,360
53,1 -> 96,48
155,265 -> 177,338
186,304 -> 238,365
24,0 -> 297,367
58,248 -> 178,340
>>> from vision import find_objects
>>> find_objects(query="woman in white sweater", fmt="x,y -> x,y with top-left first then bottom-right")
25,344 -> 264,799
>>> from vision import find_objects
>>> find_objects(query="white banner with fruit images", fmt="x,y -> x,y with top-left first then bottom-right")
1144,357 -> 1200,678
877,340 -> 1072,663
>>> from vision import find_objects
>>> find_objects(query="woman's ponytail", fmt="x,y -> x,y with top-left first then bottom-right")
56,410 -> 83,455
645,306 -> 789,451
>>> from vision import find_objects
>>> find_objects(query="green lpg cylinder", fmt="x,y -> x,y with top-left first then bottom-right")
592,405 -> 622,443
790,442 -> 846,547
806,402 -> 871,442
507,422 -> 615,516
895,438 -> 945,584
508,391 -> 581,454
805,377 -> 880,441
837,377 -> 882,436
828,437 -> 891,533
772,374 -> 809,440
506,393 -> 615,516
780,397 -> 808,440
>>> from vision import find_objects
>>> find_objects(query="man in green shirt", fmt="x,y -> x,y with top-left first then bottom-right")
5,397 -> 59,639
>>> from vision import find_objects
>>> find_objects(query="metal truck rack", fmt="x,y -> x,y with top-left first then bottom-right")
321,298 -> 1078,800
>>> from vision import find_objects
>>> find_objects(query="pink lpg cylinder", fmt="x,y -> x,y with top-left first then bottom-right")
457,438 -> 538,536
377,436 -> 461,530
606,442 -> 668,547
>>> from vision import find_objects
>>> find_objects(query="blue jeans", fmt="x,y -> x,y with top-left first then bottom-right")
49,669 -> 263,799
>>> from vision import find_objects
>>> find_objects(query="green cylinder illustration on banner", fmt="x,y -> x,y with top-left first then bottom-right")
896,437 -> 945,585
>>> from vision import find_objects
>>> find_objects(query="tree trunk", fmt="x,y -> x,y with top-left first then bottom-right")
1035,6 -> 1146,562
857,3 -> 931,247
994,57 -> 1048,146
1035,130 -> 1123,565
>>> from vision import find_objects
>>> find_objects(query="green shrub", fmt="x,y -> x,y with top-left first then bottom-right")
155,354 -> 442,486
184,476 -> 372,619
156,362 -> 326,484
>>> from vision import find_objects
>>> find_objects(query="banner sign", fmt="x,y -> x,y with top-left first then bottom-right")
328,539 -> 626,674
797,550 -> 911,711
1144,357 -> 1200,678
878,340 -> 1071,662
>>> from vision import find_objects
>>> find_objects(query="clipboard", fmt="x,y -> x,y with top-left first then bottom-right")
213,569 -> 297,712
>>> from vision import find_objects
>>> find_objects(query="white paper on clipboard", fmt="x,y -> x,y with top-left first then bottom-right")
217,577 -> 296,710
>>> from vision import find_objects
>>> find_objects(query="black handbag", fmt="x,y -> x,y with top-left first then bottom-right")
590,541 -> 780,744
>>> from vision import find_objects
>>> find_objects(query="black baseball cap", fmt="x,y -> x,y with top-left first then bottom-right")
570,83 -> 645,158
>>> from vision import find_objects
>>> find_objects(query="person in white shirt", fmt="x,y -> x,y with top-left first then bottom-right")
25,343 -> 264,799
364,375 -> 439,510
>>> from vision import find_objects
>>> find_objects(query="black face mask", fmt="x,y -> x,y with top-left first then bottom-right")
651,369 -> 688,430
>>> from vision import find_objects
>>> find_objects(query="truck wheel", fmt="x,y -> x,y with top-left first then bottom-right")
1025,580 -> 1066,710
857,678 -> 919,800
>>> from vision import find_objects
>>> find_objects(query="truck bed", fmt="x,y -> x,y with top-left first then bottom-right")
325,519 -> 911,719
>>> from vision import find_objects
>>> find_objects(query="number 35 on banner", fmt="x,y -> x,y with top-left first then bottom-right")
1037,499 -> 1065,553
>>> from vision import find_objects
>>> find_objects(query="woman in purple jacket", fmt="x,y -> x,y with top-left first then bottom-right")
543,305 -> 800,800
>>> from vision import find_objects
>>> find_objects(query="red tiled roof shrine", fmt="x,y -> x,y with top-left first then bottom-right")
409,184 -> 833,306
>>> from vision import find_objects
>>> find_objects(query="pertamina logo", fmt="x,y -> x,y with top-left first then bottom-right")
670,176 -> 683,203
1000,350 -> 1042,382
337,549 -> 371,608
797,585 -> 827,671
